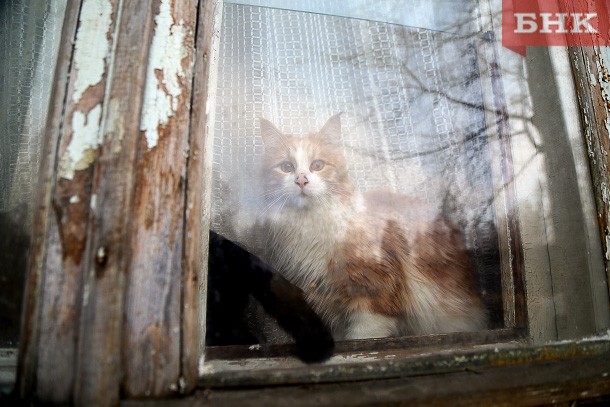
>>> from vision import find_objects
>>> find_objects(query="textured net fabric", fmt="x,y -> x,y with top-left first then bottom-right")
0,0 -> 66,346
0,0 -> 65,222
211,3 -> 504,325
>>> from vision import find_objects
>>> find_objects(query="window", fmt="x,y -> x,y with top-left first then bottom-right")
202,0 -> 609,377
6,0 -> 610,404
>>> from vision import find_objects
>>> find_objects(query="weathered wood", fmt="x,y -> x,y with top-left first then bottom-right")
71,0 -> 158,404
199,339 -> 610,389
182,0 -> 219,394
16,0 -> 84,401
205,328 -> 524,361
561,0 -> 610,327
569,47 -> 610,302
485,39 -> 528,330
122,0 -> 197,397
124,348 -> 610,406
18,0 -> 203,402
39,0 -> 121,403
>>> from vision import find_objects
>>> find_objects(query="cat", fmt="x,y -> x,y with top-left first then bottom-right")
255,114 -> 488,340
206,230 -> 335,363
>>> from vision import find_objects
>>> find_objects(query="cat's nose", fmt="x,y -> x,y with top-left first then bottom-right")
295,173 -> 309,189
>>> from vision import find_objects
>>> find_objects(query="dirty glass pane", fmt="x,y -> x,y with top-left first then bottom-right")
0,0 -> 67,348
204,0 -> 610,361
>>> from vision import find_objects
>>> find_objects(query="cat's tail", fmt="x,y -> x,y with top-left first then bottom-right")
247,254 -> 336,363
211,231 -> 335,363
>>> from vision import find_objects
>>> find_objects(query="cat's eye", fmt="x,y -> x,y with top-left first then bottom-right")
279,161 -> 295,173
310,160 -> 325,171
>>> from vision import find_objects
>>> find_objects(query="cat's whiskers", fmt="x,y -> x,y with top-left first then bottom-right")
260,190 -> 290,217
261,194 -> 293,262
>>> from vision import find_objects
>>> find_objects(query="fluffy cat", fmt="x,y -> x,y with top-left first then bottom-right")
256,114 -> 488,340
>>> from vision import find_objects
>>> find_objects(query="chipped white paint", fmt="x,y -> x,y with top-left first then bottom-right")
90,193 -> 97,210
140,0 -> 188,149
59,105 -> 103,180
199,342 -> 520,376
72,0 -> 113,103
549,329 -> 610,344
58,0 -> 113,180
69,195 -> 80,204
198,354 -> 206,377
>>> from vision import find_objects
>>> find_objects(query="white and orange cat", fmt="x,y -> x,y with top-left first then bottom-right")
256,114 -> 487,340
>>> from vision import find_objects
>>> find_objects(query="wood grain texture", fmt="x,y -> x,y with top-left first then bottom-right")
16,0 -> 85,401
124,351 -> 610,406
71,0 -> 158,404
204,328 -> 524,362
486,42 -> 528,331
17,0 -> 203,402
122,0 -> 197,397
206,357 -> 610,407
38,0 -> 121,403
562,0 -> 610,306
181,0 -> 218,394
18,0 -> 203,402
569,46 -> 610,301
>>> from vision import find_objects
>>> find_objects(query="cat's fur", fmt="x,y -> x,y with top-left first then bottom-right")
257,114 -> 487,340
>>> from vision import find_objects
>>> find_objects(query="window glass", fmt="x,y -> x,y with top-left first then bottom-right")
0,0 -> 67,347
228,0 -> 479,34
207,0 -> 608,356
204,0 -> 609,366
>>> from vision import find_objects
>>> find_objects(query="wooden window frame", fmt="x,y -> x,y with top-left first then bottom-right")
10,0 -> 610,404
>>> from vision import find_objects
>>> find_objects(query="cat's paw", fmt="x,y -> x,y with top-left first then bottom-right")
294,328 -> 335,363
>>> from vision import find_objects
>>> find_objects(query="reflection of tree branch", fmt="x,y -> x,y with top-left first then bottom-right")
213,3 -> 545,332
344,124 -> 484,161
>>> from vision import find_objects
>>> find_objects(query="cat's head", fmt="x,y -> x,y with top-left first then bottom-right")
260,114 -> 354,210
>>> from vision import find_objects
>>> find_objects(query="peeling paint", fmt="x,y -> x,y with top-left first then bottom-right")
597,59 -> 610,129
72,0 -> 113,103
59,105 -> 103,180
58,0 -> 113,180
548,329 -> 610,344
140,0 -> 188,149
200,340 -> 610,388
198,355 -> 207,377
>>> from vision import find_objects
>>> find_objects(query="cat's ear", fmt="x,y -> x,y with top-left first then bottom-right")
260,118 -> 285,146
318,113 -> 343,144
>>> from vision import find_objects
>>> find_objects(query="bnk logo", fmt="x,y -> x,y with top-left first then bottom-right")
502,0 -> 610,55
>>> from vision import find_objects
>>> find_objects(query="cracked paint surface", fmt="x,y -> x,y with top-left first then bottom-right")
59,105 -> 103,179
59,0 -> 113,179
140,0 -> 188,149
72,0 -> 113,103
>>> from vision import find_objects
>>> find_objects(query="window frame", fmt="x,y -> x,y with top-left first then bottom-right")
11,0 -> 610,404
